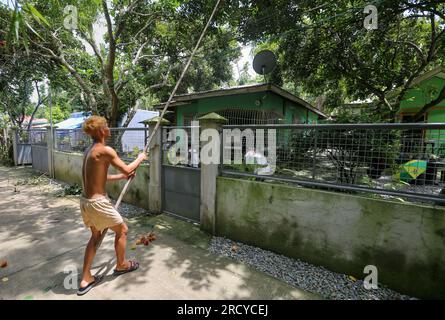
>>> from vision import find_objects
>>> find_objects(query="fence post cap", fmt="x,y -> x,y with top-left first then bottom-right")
143,117 -> 170,125
198,112 -> 228,123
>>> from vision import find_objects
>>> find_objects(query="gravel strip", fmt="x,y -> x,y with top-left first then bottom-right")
112,201 -> 147,218
209,236 -> 415,300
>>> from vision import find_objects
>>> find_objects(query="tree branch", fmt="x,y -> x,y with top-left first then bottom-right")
27,81 -> 48,130
29,38 -> 98,113
78,28 -> 104,66
385,40 -> 425,61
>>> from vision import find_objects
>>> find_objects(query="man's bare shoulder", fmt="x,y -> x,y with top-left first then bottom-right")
103,145 -> 118,157
86,144 -> 116,159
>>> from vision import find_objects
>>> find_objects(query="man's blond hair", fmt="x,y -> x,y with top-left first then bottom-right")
82,116 -> 108,138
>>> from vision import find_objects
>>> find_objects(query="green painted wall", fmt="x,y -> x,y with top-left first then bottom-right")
53,151 -> 150,209
398,76 -> 445,117
216,176 -> 445,299
398,76 -> 445,155
176,91 -> 318,125
425,109 -> 445,156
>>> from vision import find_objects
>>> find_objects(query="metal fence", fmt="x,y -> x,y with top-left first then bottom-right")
15,129 -> 47,165
220,123 -> 445,204
29,129 -> 47,146
15,129 -> 47,144
54,129 -> 91,153
54,127 -> 149,161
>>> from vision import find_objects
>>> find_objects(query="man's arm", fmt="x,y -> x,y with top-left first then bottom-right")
107,173 -> 133,181
106,146 -> 148,176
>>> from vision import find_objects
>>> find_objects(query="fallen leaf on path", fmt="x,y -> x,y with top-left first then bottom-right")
147,232 -> 157,241
136,232 -> 157,247
348,275 -> 357,282
2,277 -> 8,282
0,260 -> 7,268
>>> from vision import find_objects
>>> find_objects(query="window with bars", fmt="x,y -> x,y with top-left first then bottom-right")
183,108 -> 284,126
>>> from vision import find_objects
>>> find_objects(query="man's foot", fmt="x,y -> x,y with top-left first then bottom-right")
77,275 -> 104,296
79,275 -> 96,289
113,260 -> 139,276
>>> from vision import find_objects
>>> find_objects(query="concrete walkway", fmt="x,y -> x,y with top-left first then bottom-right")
0,166 -> 320,300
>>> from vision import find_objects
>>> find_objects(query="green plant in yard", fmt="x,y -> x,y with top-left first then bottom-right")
0,141 -> 14,166
225,163 -> 252,174
131,146 -> 140,159
57,183 -> 82,197
359,175 -> 373,188
387,174 -> 411,190
14,174 -> 49,186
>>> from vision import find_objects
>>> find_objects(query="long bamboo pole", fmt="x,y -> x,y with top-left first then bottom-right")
95,0 -> 222,250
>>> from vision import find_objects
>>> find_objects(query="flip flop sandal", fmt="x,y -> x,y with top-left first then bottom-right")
113,260 -> 139,276
76,275 -> 104,296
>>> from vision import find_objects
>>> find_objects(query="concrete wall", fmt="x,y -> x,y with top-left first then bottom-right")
216,176 -> 445,299
53,151 -> 150,209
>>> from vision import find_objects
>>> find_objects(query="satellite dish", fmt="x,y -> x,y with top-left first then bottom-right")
253,50 -> 277,75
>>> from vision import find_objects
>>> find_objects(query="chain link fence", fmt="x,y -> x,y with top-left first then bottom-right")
221,123 -> 445,203
13,129 -> 48,146
54,128 -> 149,161
29,129 -> 47,146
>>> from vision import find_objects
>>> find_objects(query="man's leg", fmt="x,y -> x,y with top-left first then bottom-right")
80,226 -> 102,288
110,223 -> 131,270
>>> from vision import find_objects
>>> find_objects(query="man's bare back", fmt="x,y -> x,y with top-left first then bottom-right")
82,143 -> 147,199
82,143 -> 111,199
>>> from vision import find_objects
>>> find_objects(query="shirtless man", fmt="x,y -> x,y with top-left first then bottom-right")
77,115 -> 147,295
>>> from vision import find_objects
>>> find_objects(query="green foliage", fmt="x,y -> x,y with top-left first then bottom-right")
1,0 -> 241,127
238,0 -> 445,115
0,139 -> 14,166
131,146 -> 140,158
59,183 -> 82,196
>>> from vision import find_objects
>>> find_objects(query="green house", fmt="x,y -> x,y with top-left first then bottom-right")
396,66 -> 445,122
155,83 -> 326,126
395,66 -> 445,156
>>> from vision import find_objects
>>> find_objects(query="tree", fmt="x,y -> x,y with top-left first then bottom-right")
238,0 -> 445,120
0,47 -> 50,128
3,0 -> 241,127
237,61 -> 251,85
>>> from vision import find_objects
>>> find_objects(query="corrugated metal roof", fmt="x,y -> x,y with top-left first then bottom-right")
155,83 -> 327,118
55,112 -> 91,129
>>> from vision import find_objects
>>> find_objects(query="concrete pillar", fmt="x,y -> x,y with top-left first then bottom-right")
46,126 -> 56,178
198,112 -> 228,234
12,127 -> 18,166
144,116 -> 170,214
